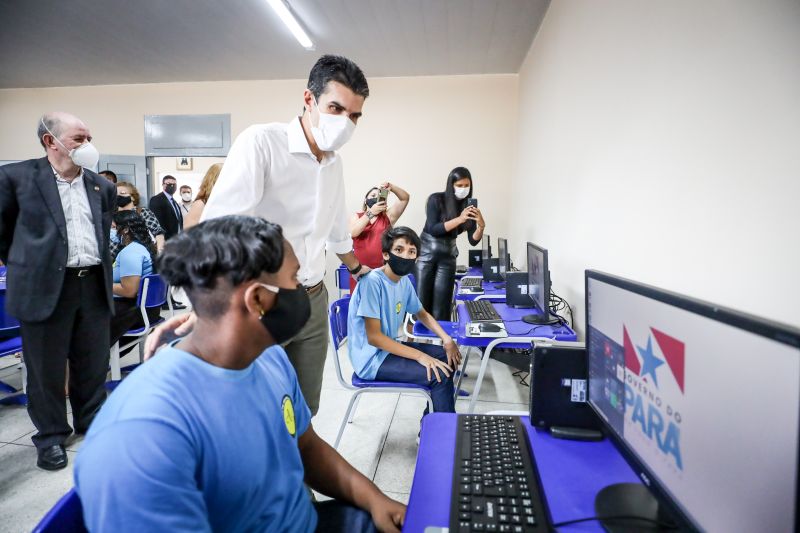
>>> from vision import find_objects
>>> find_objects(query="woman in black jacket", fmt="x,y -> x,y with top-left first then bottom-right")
415,167 -> 485,320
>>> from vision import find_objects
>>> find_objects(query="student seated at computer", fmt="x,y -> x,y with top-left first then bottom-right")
348,226 -> 461,414
74,216 -> 405,533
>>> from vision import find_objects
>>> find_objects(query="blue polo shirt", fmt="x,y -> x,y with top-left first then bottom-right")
74,344 -> 315,532
112,241 -> 153,285
347,269 -> 422,380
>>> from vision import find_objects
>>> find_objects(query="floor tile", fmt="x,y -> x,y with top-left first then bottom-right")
0,405 -> 35,443
372,396 -> 425,493
0,444 -> 76,533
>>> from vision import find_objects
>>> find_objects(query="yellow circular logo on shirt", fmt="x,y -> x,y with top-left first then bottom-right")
395,302 -> 402,314
282,395 -> 296,437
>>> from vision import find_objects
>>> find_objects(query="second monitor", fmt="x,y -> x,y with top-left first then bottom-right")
522,242 -> 559,325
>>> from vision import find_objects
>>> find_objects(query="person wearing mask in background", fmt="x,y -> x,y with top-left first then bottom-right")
99,170 -> 117,184
348,181 -> 410,293
114,181 -> 165,258
148,175 -> 183,240
145,55 -> 371,418
179,185 -> 193,216
109,210 -> 160,346
348,227 -> 459,416
0,112 -> 115,470
183,163 -> 222,230
415,167 -> 485,321
76,216 -> 405,532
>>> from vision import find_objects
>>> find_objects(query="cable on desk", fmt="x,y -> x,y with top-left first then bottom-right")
550,514 -> 679,531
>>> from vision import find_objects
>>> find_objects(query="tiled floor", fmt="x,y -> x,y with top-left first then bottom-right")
0,334 -> 530,532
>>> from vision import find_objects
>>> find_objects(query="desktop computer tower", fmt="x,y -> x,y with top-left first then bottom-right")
482,255 -> 510,281
529,344 -> 601,432
468,249 -> 482,267
506,272 -> 532,308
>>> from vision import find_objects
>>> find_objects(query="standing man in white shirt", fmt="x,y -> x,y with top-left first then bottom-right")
147,55 -> 371,415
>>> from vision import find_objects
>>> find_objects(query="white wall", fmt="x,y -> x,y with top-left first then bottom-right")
0,74 -> 518,292
511,0 -> 800,334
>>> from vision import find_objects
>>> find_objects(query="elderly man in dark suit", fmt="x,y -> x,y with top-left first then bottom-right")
148,174 -> 183,239
0,112 -> 116,470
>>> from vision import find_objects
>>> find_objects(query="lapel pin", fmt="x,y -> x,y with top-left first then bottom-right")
94,186 -> 100,191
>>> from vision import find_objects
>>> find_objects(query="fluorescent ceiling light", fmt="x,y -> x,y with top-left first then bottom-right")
266,0 -> 315,50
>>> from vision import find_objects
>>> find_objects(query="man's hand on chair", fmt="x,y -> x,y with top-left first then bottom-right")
443,339 -> 462,369
143,312 -> 197,360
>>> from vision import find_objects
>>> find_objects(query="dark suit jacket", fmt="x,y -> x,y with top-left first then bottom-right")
148,191 -> 183,239
0,157 -> 116,322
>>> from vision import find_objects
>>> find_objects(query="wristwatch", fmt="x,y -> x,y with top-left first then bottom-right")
348,262 -> 364,275
366,210 -> 375,221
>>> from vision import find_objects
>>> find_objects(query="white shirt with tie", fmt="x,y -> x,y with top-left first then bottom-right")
201,117 -> 353,287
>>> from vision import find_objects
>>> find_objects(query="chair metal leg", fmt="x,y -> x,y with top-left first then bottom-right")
110,342 -> 121,381
468,346 -> 495,413
334,391 -> 362,449
21,357 -> 27,394
138,340 -> 145,365
454,347 -> 472,400
347,395 -> 361,423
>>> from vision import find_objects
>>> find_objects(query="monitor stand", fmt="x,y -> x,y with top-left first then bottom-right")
522,313 -> 561,325
594,483 -> 678,532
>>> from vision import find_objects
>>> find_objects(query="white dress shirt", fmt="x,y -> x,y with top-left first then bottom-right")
53,167 -> 101,267
202,117 -> 353,286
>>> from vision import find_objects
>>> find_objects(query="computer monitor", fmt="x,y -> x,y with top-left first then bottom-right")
585,270 -> 800,532
522,242 -> 556,325
497,238 -> 508,280
481,234 -> 491,264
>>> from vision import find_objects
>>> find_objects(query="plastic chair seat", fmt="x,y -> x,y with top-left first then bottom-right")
123,316 -> 165,336
351,373 -> 431,391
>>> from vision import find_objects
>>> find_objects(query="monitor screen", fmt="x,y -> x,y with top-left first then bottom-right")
498,238 -> 508,280
526,242 -> 549,318
586,271 -> 800,532
481,234 -> 491,263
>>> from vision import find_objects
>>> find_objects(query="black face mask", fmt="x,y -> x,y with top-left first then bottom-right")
365,197 -> 378,209
259,284 -> 311,344
165,184 -> 177,195
387,252 -> 416,277
117,195 -> 133,208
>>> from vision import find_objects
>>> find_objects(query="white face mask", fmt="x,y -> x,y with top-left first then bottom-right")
310,97 -> 356,152
41,119 -> 100,169
454,186 -> 471,200
181,193 -> 192,202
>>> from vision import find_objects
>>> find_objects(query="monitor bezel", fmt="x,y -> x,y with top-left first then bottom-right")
498,237 -> 508,280
584,269 -> 800,532
526,242 -> 550,319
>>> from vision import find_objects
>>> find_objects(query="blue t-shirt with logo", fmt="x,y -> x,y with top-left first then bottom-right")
74,344 -> 314,532
112,241 -> 153,285
347,269 -> 422,380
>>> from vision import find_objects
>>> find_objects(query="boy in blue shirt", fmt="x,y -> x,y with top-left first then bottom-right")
75,216 -> 405,532
348,226 -> 461,413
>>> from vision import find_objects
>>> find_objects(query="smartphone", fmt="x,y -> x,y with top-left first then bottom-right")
466,198 -> 478,209
378,187 -> 389,202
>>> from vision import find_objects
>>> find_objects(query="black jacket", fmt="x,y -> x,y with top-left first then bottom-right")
0,157 -> 116,322
148,191 -> 183,239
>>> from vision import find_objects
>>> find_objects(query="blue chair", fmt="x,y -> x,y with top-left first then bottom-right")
33,488 -> 86,533
335,264 -> 351,298
0,336 -> 27,405
109,274 -> 171,384
328,297 -> 433,449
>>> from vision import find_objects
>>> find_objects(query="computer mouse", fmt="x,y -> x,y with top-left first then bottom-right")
480,322 -> 503,333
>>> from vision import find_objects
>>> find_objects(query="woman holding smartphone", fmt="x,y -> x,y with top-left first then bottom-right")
415,167 -> 485,320
349,181 -> 410,292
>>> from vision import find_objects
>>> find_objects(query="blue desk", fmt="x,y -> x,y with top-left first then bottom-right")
404,413 -> 641,533
455,275 -> 507,302
0,266 -> 25,405
454,303 -> 577,412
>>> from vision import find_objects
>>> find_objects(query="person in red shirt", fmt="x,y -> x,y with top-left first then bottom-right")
348,181 -> 410,292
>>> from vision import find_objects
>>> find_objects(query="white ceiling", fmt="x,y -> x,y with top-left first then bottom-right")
0,0 -> 549,89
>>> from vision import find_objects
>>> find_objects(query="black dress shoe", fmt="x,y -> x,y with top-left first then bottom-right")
37,444 -> 68,471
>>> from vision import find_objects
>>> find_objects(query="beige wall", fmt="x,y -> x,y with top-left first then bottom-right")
510,0 -> 800,334
0,74 -> 518,291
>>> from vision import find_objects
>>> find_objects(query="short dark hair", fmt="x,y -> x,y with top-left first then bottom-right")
156,216 -> 285,318
381,226 -> 421,255
162,175 -> 176,184
99,170 -> 117,183
180,185 -> 191,192
307,55 -> 369,100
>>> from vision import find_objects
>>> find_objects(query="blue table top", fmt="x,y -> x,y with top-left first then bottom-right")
455,302 -> 577,347
404,413 -> 641,533
455,275 -> 507,302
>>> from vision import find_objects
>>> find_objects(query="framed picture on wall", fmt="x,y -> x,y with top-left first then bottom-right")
176,157 -> 193,170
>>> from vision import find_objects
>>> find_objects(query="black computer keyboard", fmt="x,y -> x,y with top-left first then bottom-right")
450,415 -> 550,532
461,277 -> 483,289
466,300 -> 502,322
